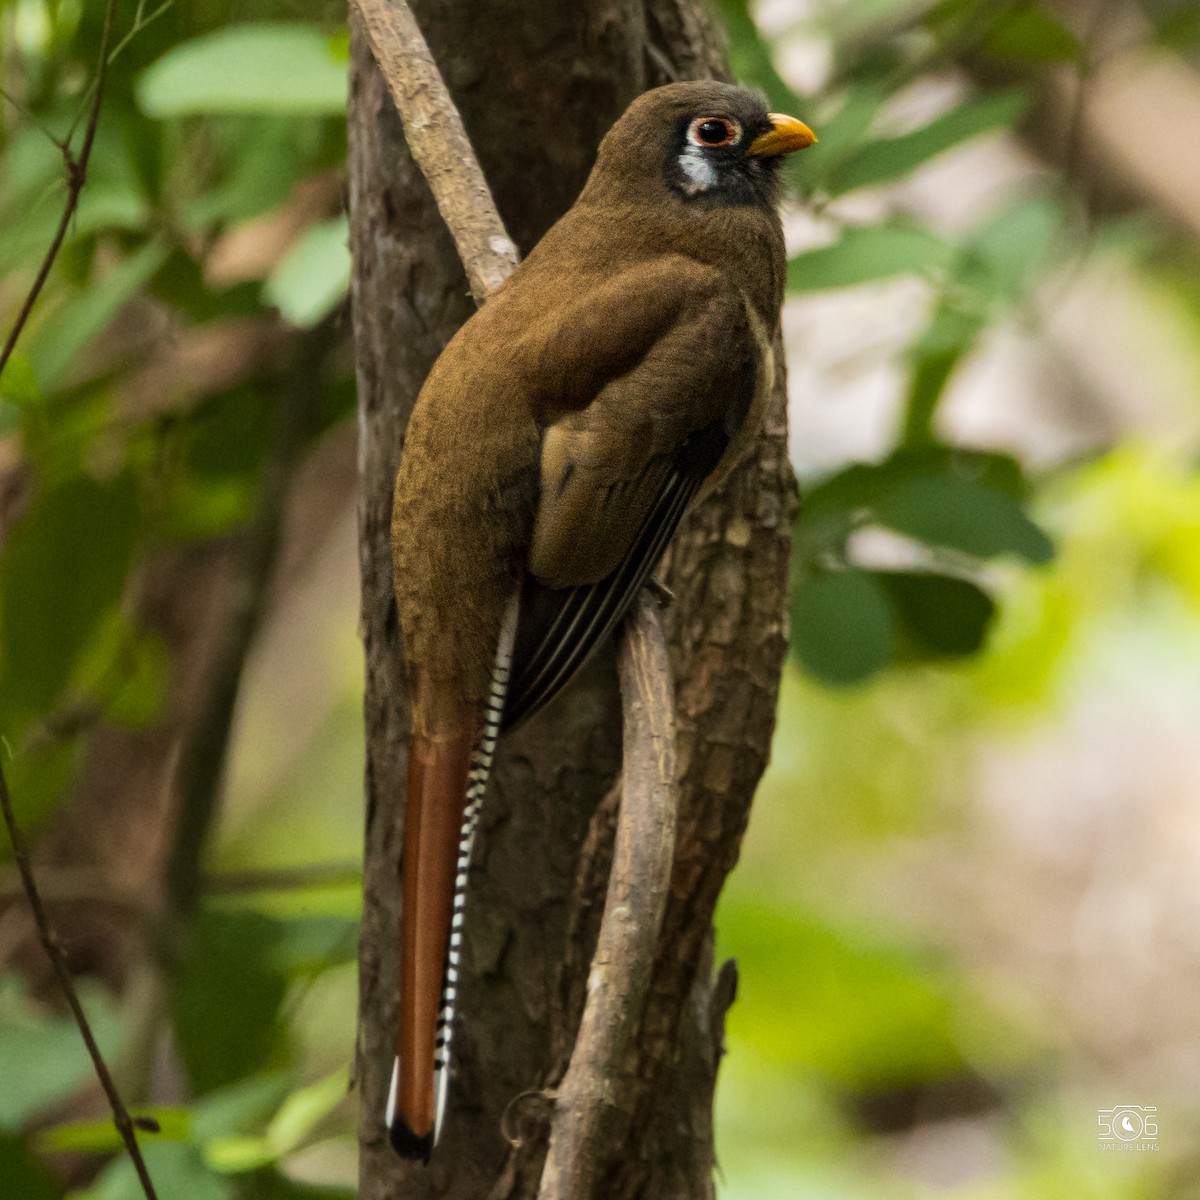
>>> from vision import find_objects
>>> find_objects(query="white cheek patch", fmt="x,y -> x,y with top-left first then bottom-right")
677,144 -> 718,195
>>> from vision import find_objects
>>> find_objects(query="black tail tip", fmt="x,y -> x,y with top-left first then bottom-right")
389,1115 -> 434,1163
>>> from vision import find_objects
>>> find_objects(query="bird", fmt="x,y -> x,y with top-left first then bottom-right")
386,79 -> 815,1161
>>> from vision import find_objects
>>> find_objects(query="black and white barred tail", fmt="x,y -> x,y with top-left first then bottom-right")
386,593 -> 518,1153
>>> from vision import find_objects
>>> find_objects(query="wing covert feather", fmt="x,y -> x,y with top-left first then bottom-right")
504,255 -> 766,729
528,283 -> 755,587
502,422 -> 728,731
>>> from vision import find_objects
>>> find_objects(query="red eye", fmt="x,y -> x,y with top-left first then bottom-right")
689,117 -> 739,148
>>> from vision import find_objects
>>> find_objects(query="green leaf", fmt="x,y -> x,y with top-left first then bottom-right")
876,571 -> 997,659
264,1069 -> 348,1152
203,1133 -> 278,1174
873,476 -> 1054,564
239,1171 -> 355,1200
184,118 -> 334,228
70,122 -> 153,238
802,446 -> 1028,521
984,8 -> 1079,63
797,85 -> 888,198
1157,2 -> 1200,48
204,1068 -> 349,1173
191,1073 -> 295,1142
788,224 -> 953,292
792,568 -> 894,685
71,186 -> 152,238
0,472 -> 141,722
138,25 -> 348,117
828,91 -> 1027,195
0,977 -> 124,1131
716,893 -> 964,1086
715,0 -> 799,117
263,217 -> 350,328
92,1141 -> 231,1200
0,741 -> 81,840
38,1108 -> 189,1153
1,126 -> 67,216
901,348 -> 964,447
0,1134 -> 60,1200
266,915 -> 359,975
183,387 -> 273,481
70,612 -> 170,729
102,630 -> 171,727
910,303 -> 985,359
802,86 -> 887,179
966,195 -> 1063,302
26,240 -> 169,388
170,911 -> 291,1095
158,476 -> 257,542
901,305 -> 987,446
0,354 -> 41,409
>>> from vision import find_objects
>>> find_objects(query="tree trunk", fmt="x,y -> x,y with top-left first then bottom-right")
349,3 -> 796,1195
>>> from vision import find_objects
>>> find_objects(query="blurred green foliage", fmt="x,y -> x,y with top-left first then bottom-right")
0,0 -> 354,835
2,0 -> 1200,1194
721,0 -> 1086,687
1,0 -> 358,1195
718,1 -> 1200,1195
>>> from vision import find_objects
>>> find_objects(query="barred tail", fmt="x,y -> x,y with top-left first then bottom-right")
388,595 -> 517,1160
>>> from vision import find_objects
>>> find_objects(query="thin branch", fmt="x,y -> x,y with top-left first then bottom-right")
351,0 -> 519,301
537,592 -> 679,1200
0,0 -> 119,381
0,865 -> 146,914
0,860 -> 361,907
204,860 -> 363,895
106,0 -> 173,64
0,760 -> 160,1200
64,0 -> 176,147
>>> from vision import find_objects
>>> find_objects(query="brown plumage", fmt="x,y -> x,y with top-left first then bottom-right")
388,80 -> 814,1160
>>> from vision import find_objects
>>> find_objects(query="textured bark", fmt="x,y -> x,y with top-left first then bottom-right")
350,2 -> 796,1196
352,0 -> 519,301
538,593 -> 678,1200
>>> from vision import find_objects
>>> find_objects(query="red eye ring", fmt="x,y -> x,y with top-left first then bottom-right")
688,116 -> 739,148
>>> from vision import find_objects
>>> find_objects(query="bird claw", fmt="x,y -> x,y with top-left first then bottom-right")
646,574 -> 675,608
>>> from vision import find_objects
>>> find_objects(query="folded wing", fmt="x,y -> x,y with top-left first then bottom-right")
503,260 -> 760,729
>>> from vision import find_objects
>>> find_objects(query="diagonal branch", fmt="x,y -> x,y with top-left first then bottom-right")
0,760 -> 160,1200
351,0 -> 519,301
537,591 -> 678,1200
0,0 -> 119,381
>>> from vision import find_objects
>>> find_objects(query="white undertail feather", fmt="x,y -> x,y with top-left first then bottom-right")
431,593 -> 518,1145
385,1056 -> 399,1130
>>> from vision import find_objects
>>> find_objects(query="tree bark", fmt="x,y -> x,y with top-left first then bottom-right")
349,2 -> 796,1196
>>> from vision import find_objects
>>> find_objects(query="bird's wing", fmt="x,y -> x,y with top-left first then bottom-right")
502,422 -> 727,730
501,260 -> 760,729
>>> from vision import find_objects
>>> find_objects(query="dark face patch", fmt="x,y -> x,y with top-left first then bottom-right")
663,104 -> 782,210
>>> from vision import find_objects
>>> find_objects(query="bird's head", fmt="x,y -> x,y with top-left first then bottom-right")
588,81 -> 816,211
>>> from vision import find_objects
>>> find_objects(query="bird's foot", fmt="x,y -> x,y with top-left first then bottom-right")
646,574 -> 675,609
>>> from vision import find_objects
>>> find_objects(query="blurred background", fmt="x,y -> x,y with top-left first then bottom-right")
2,0 -> 1199,1196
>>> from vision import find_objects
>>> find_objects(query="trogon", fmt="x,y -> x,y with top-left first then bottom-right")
387,79 -> 815,1160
